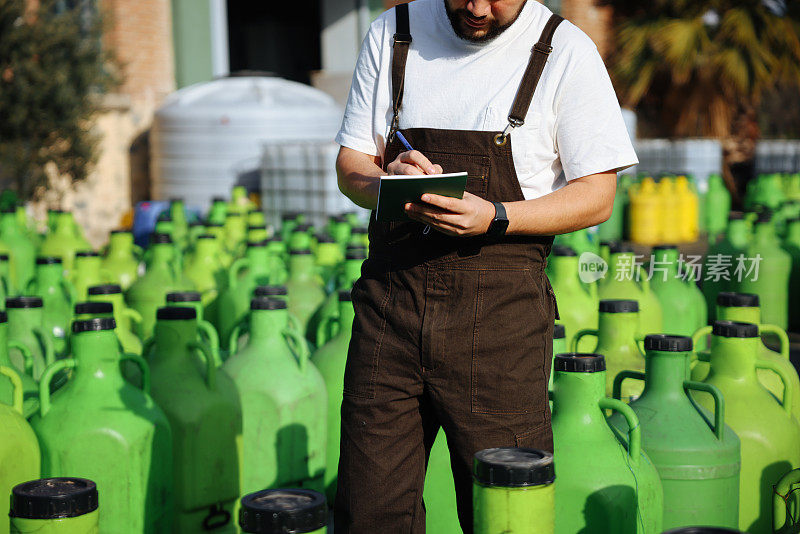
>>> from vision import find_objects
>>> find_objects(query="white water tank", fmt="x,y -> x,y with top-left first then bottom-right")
150,76 -> 343,209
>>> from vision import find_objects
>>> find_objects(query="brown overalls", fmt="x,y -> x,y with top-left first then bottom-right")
336,6 -> 563,533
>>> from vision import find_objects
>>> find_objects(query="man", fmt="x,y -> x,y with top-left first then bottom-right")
334,0 -> 637,531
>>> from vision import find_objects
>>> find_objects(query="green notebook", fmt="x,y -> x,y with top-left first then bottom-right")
376,172 -> 468,222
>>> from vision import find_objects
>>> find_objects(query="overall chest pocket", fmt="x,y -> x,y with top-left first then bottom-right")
420,151 -> 490,198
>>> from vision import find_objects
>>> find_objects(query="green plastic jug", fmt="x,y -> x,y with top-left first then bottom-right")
182,234 -> 227,312
0,208 -> 35,293
286,249 -> 327,341
165,292 -> 221,365
746,174 -> 786,211
229,186 -> 254,215
279,212 -> 303,241
247,225 -> 269,243
649,246 -> 704,336
14,205 -> 40,249
784,218 -> 800,332
247,209 -> 266,229
705,175 -> 732,243
223,213 -> 247,257
597,176 -> 625,242
223,297 -> 326,495
309,291 -> 354,501
125,233 -> 191,340
0,365 -> 40,534
86,284 -> 142,355
704,212 -> 750,323
308,248 -> 365,348
69,252 -> 108,303
38,212 -> 90,276
473,448 -> 555,534
154,214 -> 176,244
736,213 -> 791,330
73,302 -> 113,320
609,335 -> 740,530
693,321 -> 800,534
554,228 -> 597,257
101,230 -> 141,290
288,224 -> 314,252
692,293 -> 800,418
327,214 -> 352,249
0,312 -> 39,417
423,431 -> 460,533
550,324 -> 566,399
168,198 -> 189,250
572,300 -> 646,402
773,468 -> 800,534
349,226 -> 370,249
27,258 -> 73,356
147,307 -> 241,533
6,297 -> 55,382
218,240 -> 283,342
315,234 -> 343,289
546,246 -> 598,352
238,488 -> 327,534
203,223 -> 234,268
208,197 -> 228,226
9,478 -> 97,534
599,245 -> 663,336
552,353 -> 663,534
31,318 -> 174,533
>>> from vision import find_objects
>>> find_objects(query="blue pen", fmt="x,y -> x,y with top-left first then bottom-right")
396,131 -> 414,152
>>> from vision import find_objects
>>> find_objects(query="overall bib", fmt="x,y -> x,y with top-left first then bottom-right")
336,6 -> 563,533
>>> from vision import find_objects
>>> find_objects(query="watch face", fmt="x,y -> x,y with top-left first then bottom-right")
490,218 -> 509,236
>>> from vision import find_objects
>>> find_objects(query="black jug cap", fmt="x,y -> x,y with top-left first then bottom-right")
316,234 -> 336,244
150,233 -> 173,244
282,211 -> 302,221
251,297 -> 287,311
212,196 -> 226,203
352,226 -> 368,234
247,239 -> 269,248
189,221 -> 205,227
248,225 -> 266,231
608,242 -> 633,254
6,296 -> 43,309
346,248 -> 367,260
156,306 -> 196,321
552,245 -> 577,257
756,211 -> 773,223
87,284 -> 122,295
0,254 -> 8,261
72,318 -> 116,333
226,212 -> 243,218
110,229 -> 131,234
717,292 -> 759,308
728,211 -> 744,221
644,334 -> 692,352
652,244 -> 677,251
294,223 -> 313,232
170,197 -> 184,203
10,478 -> 99,520
290,249 -> 313,256
157,213 -> 173,222
0,207 -> 15,214
339,290 -> 352,302
599,299 -> 639,313
267,235 -> 284,243
254,285 -> 288,297
197,234 -> 215,240
473,448 -> 555,487
239,488 -> 327,534
75,251 -> 99,258
36,257 -> 62,265
166,292 -> 201,303
74,302 -> 113,315
205,222 -> 223,228
0,311 -> 7,323
553,323 -> 565,339
713,320 -> 759,338
331,214 -> 349,223
599,240 -> 618,248
554,353 -> 606,373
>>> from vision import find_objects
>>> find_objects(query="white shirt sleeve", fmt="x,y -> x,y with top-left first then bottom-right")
554,46 -> 638,181
335,23 -> 384,157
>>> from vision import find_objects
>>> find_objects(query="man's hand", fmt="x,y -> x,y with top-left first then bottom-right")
405,192 -> 496,237
387,150 -> 443,176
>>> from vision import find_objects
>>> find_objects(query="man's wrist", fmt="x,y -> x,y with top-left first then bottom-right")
485,201 -> 509,237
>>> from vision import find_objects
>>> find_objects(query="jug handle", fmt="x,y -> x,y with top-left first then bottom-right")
189,341 -> 217,390
598,397 -> 641,467
755,357 -> 794,415
227,258 -> 250,290
227,318 -> 249,357
122,353 -> 151,394
637,265 -> 651,295
611,370 -> 645,401
691,325 -> 712,360
8,341 -> 35,375
32,326 -> 55,367
0,365 -> 24,415
198,320 -> 222,367
683,380 -> 725,440
759,323 -> 790,360
283,328 -> 310,373
39,359 -> 76,417
123,308 -> 143,326
288,313 -> 304,337
571,329 -> 598,352
633,334 -> 647,357
141,337 -> 155,358
317,315 -> 340,348
773,468 -> 800,533
132,244 -> 145,260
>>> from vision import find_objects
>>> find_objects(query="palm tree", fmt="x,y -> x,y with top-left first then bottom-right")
599,0 -> 800,200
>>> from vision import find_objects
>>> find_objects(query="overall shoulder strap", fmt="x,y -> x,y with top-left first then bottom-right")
390,2 -> 411,141
507,14 -> 564,128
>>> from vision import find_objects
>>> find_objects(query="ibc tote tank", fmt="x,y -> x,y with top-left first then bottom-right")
150,76 -> 343,209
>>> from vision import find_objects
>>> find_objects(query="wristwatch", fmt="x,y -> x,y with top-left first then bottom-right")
486,201 -> 509,237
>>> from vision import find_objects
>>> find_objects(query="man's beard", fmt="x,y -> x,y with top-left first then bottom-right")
444,0 -> 526,43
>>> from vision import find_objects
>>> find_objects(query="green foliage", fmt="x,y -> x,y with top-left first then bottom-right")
600,0 -> 800,138
0,0 -> 117,199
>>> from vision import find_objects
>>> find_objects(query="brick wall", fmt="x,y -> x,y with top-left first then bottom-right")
381,0 -> 612,56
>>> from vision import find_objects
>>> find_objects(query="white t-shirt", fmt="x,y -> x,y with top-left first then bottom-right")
335,0 -> 638,200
